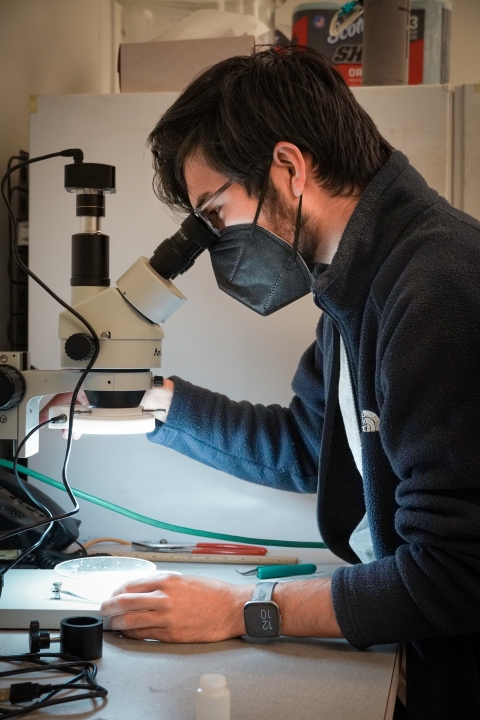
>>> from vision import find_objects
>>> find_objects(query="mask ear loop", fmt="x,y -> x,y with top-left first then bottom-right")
251,169 -> 271,237
292,194 -> 303,257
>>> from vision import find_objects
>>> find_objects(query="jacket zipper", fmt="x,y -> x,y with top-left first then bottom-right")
339,334 -> 361,435
314,295 -> 362,432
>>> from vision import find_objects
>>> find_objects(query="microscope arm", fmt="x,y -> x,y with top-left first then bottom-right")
0,356 -> 152,457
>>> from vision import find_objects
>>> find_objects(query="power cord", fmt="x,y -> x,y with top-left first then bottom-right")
0,415 -> 66,581
0,652 -> 107,718
6,151 -> 29,351
0,149 -> 100,594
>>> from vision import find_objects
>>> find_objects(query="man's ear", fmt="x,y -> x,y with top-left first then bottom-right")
271,142 -> 306,199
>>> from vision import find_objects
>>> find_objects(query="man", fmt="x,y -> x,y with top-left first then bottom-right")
46,48 -> 480,718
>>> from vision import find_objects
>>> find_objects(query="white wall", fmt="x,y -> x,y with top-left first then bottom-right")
0,0 -> 120,350
449,0 -> 480,86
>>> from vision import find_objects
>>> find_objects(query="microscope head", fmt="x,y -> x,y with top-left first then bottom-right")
60,160 -> 218,411
59,161 -> 187,413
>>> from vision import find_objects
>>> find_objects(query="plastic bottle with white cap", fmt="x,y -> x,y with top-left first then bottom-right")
196,674 -> 230,720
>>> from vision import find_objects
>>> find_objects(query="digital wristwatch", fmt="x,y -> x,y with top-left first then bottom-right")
244,581 -> 281,639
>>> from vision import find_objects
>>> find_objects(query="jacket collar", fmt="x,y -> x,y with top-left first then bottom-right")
311,151 -> 440,317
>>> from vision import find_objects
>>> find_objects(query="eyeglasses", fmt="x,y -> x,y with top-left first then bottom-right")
194,179 -> 232,237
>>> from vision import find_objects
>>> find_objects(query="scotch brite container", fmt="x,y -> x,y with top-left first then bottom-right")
409,0 -> 451,85
292,2 -> 363,87
292,0 -> 450,87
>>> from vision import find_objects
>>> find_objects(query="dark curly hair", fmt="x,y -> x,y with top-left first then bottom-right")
147,46 -> 393,213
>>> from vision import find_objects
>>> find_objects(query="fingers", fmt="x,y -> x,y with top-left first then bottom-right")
109,609 -> 167,631
61,392 -> 88,439
111,613 -> 215,643
62,429 -> 82,440
101,575 -> 182,619
120,626 -> 192,643
120,627 -> 164,641
101,590 -> 168,617
141,379 -> 174,419
110,572 -> 181,598
77,390 -> 89,405
40,390 -> 90,425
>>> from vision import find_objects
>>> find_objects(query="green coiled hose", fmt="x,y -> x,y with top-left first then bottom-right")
0,458 -> 326,549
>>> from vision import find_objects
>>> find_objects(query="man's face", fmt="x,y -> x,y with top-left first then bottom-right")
184,152 -> 319,269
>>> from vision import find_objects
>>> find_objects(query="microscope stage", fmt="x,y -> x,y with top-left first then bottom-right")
0,569 -> 104,630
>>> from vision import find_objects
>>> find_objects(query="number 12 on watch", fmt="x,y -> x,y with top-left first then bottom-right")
261,608 -> 273,631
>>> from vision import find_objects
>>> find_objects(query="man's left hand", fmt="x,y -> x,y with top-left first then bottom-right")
100,573 -> 254,643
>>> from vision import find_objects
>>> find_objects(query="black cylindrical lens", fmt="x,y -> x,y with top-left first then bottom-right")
60,616 -> 103,660
71,233 -> 110,287
85,389 -> 145,409
149,213 -> 217,280
76,194 -> 105,217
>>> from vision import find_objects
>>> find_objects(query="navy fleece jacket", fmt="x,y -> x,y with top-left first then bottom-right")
148,152 -> 480,719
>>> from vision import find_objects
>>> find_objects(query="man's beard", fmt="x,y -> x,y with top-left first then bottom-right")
262,180 -> 319,270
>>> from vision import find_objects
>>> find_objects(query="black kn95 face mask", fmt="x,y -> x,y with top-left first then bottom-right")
207,180 -> 312,316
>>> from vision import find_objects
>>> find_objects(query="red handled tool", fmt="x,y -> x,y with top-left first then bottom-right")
132,541 -> 267,556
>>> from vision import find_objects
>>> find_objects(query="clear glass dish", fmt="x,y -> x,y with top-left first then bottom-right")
55,556 -> 157,578
54,556 -> 159,603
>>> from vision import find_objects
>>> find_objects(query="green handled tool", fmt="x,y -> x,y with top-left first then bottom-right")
236,563 -> 317,579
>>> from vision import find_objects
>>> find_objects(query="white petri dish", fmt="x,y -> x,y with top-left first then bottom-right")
54,556 -> 160,603
55,556 -> 157,578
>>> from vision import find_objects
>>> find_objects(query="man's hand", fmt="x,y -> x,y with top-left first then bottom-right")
100,573 -> 254,643
39,390 -> 89,440
37,379 -> 175,440
140,378 -> 175,420
100,572 -> 343,643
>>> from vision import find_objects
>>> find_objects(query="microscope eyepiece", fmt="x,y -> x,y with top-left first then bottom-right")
149,212 -> 218,281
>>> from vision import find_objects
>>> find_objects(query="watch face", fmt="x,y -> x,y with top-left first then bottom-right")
244,601 -> 281,638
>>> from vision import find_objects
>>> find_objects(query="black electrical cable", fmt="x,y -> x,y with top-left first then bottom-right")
0,150 -> 100,593
0,652 -> 107,718
6,153 -> 29,349
74,539 -> 87,554
0,415 -> 67,579
33,538 -> 90,570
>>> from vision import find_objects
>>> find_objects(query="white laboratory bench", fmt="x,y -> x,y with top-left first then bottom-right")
0,550 -> 399,719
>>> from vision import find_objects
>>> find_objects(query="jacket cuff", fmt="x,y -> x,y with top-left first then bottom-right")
163,376 -> 198,429
331,554 -> 429,649
146,376 -> 203,444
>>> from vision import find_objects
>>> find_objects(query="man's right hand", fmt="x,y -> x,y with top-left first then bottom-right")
40,390 -> 90,440
38,379 -> 175,440
141,378 -> 175,421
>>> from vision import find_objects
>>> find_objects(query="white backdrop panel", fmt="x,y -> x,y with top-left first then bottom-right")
28,87 -> 451,544
29,93 -> 321,544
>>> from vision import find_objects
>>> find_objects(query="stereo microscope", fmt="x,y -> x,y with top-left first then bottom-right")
0,156 -> 217,457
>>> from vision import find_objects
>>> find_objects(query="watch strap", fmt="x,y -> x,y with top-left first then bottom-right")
252,581 -> 277,602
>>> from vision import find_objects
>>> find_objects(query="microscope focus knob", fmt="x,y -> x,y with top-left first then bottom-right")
0,365 -> 26,410
29,620 -> 51,653
65,333 -> 96,362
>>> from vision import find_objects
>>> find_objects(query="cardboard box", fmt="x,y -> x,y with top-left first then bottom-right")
118,36 -> 255,93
